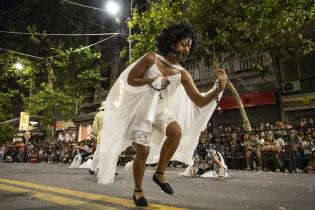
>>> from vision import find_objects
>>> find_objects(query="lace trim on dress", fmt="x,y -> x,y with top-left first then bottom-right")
130,115 -> 176,146
130,131 -> 151,146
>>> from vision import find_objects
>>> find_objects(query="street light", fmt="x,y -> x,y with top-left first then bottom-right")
14,62 -> 24,71
14,62 -> 32,99
105,1 -> 120,16
104,1 -> 133,63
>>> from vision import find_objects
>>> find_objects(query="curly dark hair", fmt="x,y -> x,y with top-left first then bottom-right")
157,20 -> 196,56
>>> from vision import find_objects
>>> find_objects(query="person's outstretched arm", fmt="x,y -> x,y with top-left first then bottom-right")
181,69 -> 227,108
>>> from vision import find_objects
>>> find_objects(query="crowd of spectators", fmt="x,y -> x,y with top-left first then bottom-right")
1,117 -> 314,173
0,139 -> 95,165
196,117 -> 315,173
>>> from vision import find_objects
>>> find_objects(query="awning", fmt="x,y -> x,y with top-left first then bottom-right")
219,91 -> 277,110
73,112 -> 97,124
0,115 -> 43,127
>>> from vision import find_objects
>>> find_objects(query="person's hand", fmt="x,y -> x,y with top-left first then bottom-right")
149,76 -> 170,90
161,76 -> 170,88
214,69 -> 227,92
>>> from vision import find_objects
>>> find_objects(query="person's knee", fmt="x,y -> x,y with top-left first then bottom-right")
166,123 -> 182,141
136,147 -> 150,160
245,152 -> 251,158
172,130 -> 182,142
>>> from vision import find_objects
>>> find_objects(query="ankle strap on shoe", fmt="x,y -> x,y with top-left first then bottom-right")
155,171 -> 164,175
134,189 -> 143,192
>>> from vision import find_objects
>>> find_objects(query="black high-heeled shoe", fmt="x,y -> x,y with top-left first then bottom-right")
132,189 -> 148,207
153,172 -> 173,195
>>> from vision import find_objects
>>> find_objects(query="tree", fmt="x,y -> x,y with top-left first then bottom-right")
0,124 -> 15,146
0,0 -> 111,137
0,89 -> 17,145
23,39 -> 107,136
128,0 -> 189,61
129,0 -> 315,130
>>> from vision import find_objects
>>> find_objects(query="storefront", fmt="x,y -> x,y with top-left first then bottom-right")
281,92 -> 315,122
212,91 -> 279,126
55,120 -> 77,142
72,112 -> 97,142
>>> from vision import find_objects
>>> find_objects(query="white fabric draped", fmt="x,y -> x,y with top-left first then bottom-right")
97,54 -> 223,185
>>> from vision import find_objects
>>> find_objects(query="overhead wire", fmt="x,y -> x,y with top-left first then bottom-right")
0,47 -> 44,60
61,0 -> 107,12
67,13 -> 112,30
0,0 -> 125,59
0,31 -> 125,36
0,34 -> 118,60
49,34 -> 117,58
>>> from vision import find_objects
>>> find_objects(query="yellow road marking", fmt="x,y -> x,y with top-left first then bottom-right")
0,178 -> 187,210
0,183 -> 119,210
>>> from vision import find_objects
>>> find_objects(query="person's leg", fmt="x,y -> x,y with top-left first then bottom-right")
273,149 -> 284,171
212,156 -> 225,169
245,150 -> 252,170
294,152 -> 302,171
133,143 -> 150,200
211,152 -> 226,180
89,144 -> 100,173
156,121 -> 182,183
256,150 -> 263,170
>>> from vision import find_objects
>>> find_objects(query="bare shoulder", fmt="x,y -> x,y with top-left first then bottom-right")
180,69 -> 192,83
139,52 -> 156,67
129,52 -> 156,77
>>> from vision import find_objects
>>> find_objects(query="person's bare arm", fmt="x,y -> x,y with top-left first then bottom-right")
181,69 -> 227,108
127,53 -> 156,86
127,53 -> 170,87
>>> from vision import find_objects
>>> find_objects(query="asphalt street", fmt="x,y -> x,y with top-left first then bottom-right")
0,163 -> 314,210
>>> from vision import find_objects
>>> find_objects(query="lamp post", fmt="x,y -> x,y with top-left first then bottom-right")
128,0 -> 134,63
105,1 -> 120,16
105,0 -> 133,63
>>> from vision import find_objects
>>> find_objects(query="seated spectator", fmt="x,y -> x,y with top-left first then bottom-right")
301,133 -> 314,169
225,132 -> 244,169
3,146 -> 13,162
0,144 -> 5,162
275,121 -> 287,139
185,137 -> 227,180
261,132 -> 284,172
303,150 -> 315,173
307,118 -> 314,128
27,148 -> 38,163
285,131 -> 302,172
244,132 -> 262,170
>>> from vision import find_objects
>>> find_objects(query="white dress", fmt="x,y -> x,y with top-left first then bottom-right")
129,57 -> 182,146
97,54 -> 223,185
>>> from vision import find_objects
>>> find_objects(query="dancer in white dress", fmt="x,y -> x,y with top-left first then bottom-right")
97,21 -> 228,207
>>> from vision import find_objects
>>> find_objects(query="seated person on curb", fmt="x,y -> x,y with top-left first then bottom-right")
184,132 -> 227,181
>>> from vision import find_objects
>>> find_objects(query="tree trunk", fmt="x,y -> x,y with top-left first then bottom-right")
226,79 -> 252,131
212,48 -> 252,131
